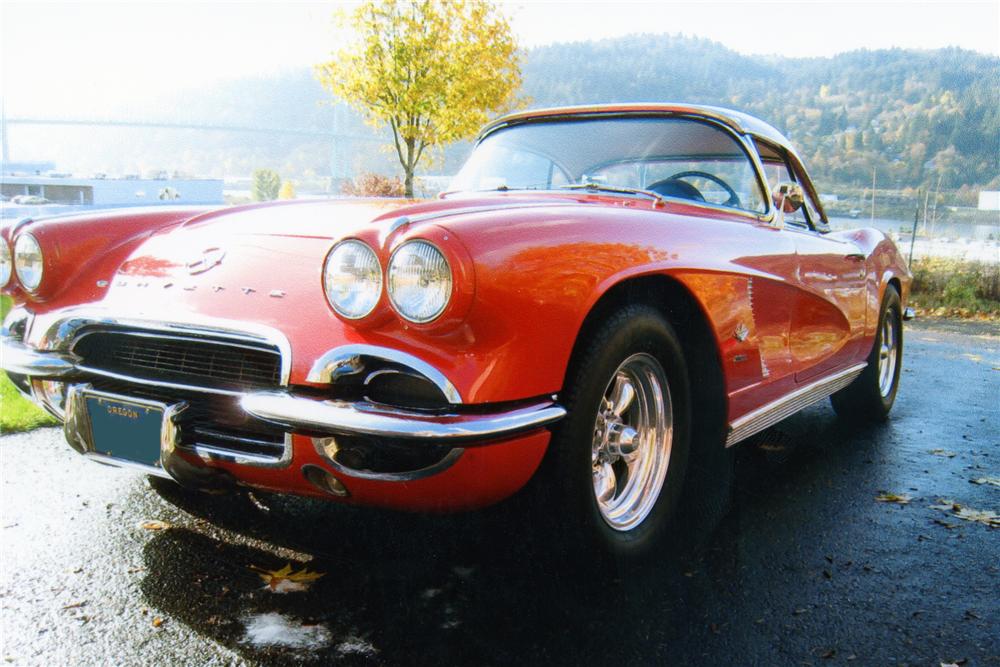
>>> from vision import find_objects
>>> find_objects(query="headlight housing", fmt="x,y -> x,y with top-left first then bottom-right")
388,240 -> 452,323
0,237 -> 11,287
323,240 -> 382,319
14,233 -> 43,292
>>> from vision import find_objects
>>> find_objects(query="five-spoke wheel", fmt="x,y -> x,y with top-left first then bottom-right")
591,353 -> 673,532
544,304 -> 690,561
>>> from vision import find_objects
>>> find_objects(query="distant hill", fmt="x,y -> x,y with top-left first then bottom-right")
9,35 -> 998,193
522,35 -> 1000,192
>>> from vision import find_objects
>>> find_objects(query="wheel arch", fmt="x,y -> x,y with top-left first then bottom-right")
563,273 -> 728,448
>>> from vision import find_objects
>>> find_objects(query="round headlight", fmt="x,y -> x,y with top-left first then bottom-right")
323,240 -> 382,319
388,241 -> 452,323
14,233 -> 43,292
0,237 -> 11,287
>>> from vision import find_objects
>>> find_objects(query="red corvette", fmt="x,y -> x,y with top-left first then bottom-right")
1,105 -> 912,558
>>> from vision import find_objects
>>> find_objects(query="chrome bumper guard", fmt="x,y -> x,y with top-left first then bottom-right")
63,384 -> 238,491
242,392 -> 566,443
1,336 -> 79,378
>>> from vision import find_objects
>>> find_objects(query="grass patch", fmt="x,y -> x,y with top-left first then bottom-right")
0,295 -> 58,434
909,257 -> 1000,319
1,374 -> 58,433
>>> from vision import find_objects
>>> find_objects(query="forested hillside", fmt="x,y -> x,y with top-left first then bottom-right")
523,35 -> 1000,192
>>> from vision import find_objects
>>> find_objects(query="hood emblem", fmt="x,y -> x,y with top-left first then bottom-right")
186,247 -> 226,275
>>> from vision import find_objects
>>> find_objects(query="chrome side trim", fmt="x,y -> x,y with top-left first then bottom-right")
242,392 -> 565,443
306,344 -> 463,405
0,336 -> 79,378
312,437 -> 465,482
726,363 -> 867,447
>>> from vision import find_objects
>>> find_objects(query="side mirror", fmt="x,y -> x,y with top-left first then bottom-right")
772,181 -> 805,213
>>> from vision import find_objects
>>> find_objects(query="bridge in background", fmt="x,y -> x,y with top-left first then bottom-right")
2,115 -> 384,179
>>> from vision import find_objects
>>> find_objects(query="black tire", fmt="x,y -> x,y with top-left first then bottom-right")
545,304 -> 691,562
830,286 -> 902,421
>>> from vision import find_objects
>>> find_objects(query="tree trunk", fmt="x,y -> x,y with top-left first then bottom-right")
404,168 -> 414,198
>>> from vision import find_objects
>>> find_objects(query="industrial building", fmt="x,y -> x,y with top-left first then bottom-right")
1,174 -> 223,207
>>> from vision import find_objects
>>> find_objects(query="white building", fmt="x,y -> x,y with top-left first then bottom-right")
978,191 -> 1000,211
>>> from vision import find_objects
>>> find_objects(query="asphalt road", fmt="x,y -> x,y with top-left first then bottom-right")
1,319 -> 998,666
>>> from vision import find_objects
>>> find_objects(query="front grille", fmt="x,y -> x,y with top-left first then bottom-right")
73,329 -> 281,391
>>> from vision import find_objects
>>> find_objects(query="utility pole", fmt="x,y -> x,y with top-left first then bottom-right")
870,166 -> 876,224
908,189 -> 921,267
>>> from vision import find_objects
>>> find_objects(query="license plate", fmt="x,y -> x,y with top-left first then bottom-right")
85,394 -> 164,467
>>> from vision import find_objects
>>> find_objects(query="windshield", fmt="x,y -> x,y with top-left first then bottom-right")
450,116 -> 767,213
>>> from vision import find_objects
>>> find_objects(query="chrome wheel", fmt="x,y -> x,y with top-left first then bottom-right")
878,311 -> 899,398
591,353 -> 672,532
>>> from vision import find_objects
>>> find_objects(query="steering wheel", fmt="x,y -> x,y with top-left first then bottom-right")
648,170 -> 741,208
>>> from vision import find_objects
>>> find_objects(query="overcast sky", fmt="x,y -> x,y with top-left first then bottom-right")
2,0 -> 998,116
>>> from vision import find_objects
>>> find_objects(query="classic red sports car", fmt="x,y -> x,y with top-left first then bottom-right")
1,104 -> 912,558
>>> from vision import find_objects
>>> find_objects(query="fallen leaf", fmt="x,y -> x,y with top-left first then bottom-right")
250,564 -> 325,593
932,519 -> 959,529
820,648 -> 836,659
152,617 -> 164,628
929,449 -> 957,458
953,507 -> 1000,528
929,499 -> 960,512
875,492 -> 912,505
971,477 -> 1000,488
140,520 -> 171,531
62,601 -> 87,610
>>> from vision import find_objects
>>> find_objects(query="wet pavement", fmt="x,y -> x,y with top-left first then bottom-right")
1,318 -> 998,666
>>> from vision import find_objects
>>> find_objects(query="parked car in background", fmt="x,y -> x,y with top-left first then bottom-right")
10,195 -> 51,205
1,104 -> 912,559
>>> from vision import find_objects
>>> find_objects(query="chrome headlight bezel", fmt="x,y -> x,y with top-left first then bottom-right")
14,233 -> 44,292
322,239 -> 383,320
387,240 -> 453,324
0,236 -> 11,287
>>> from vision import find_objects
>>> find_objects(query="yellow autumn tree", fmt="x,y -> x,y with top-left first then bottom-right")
315,0 -> 522,197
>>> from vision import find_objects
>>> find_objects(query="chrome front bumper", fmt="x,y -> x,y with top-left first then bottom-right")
242,392 -> 566,443
2,333 -> 565,445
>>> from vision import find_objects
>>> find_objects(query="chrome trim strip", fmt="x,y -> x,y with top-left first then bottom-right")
72,327 -> 282,355
381,202 -> 576,233
0,336 -> 78,378
726,363 -> 867,447
74,365 -> 248,397
312,437 -> 465,482
306,344 -> 463,405
242,392 -> 565,443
